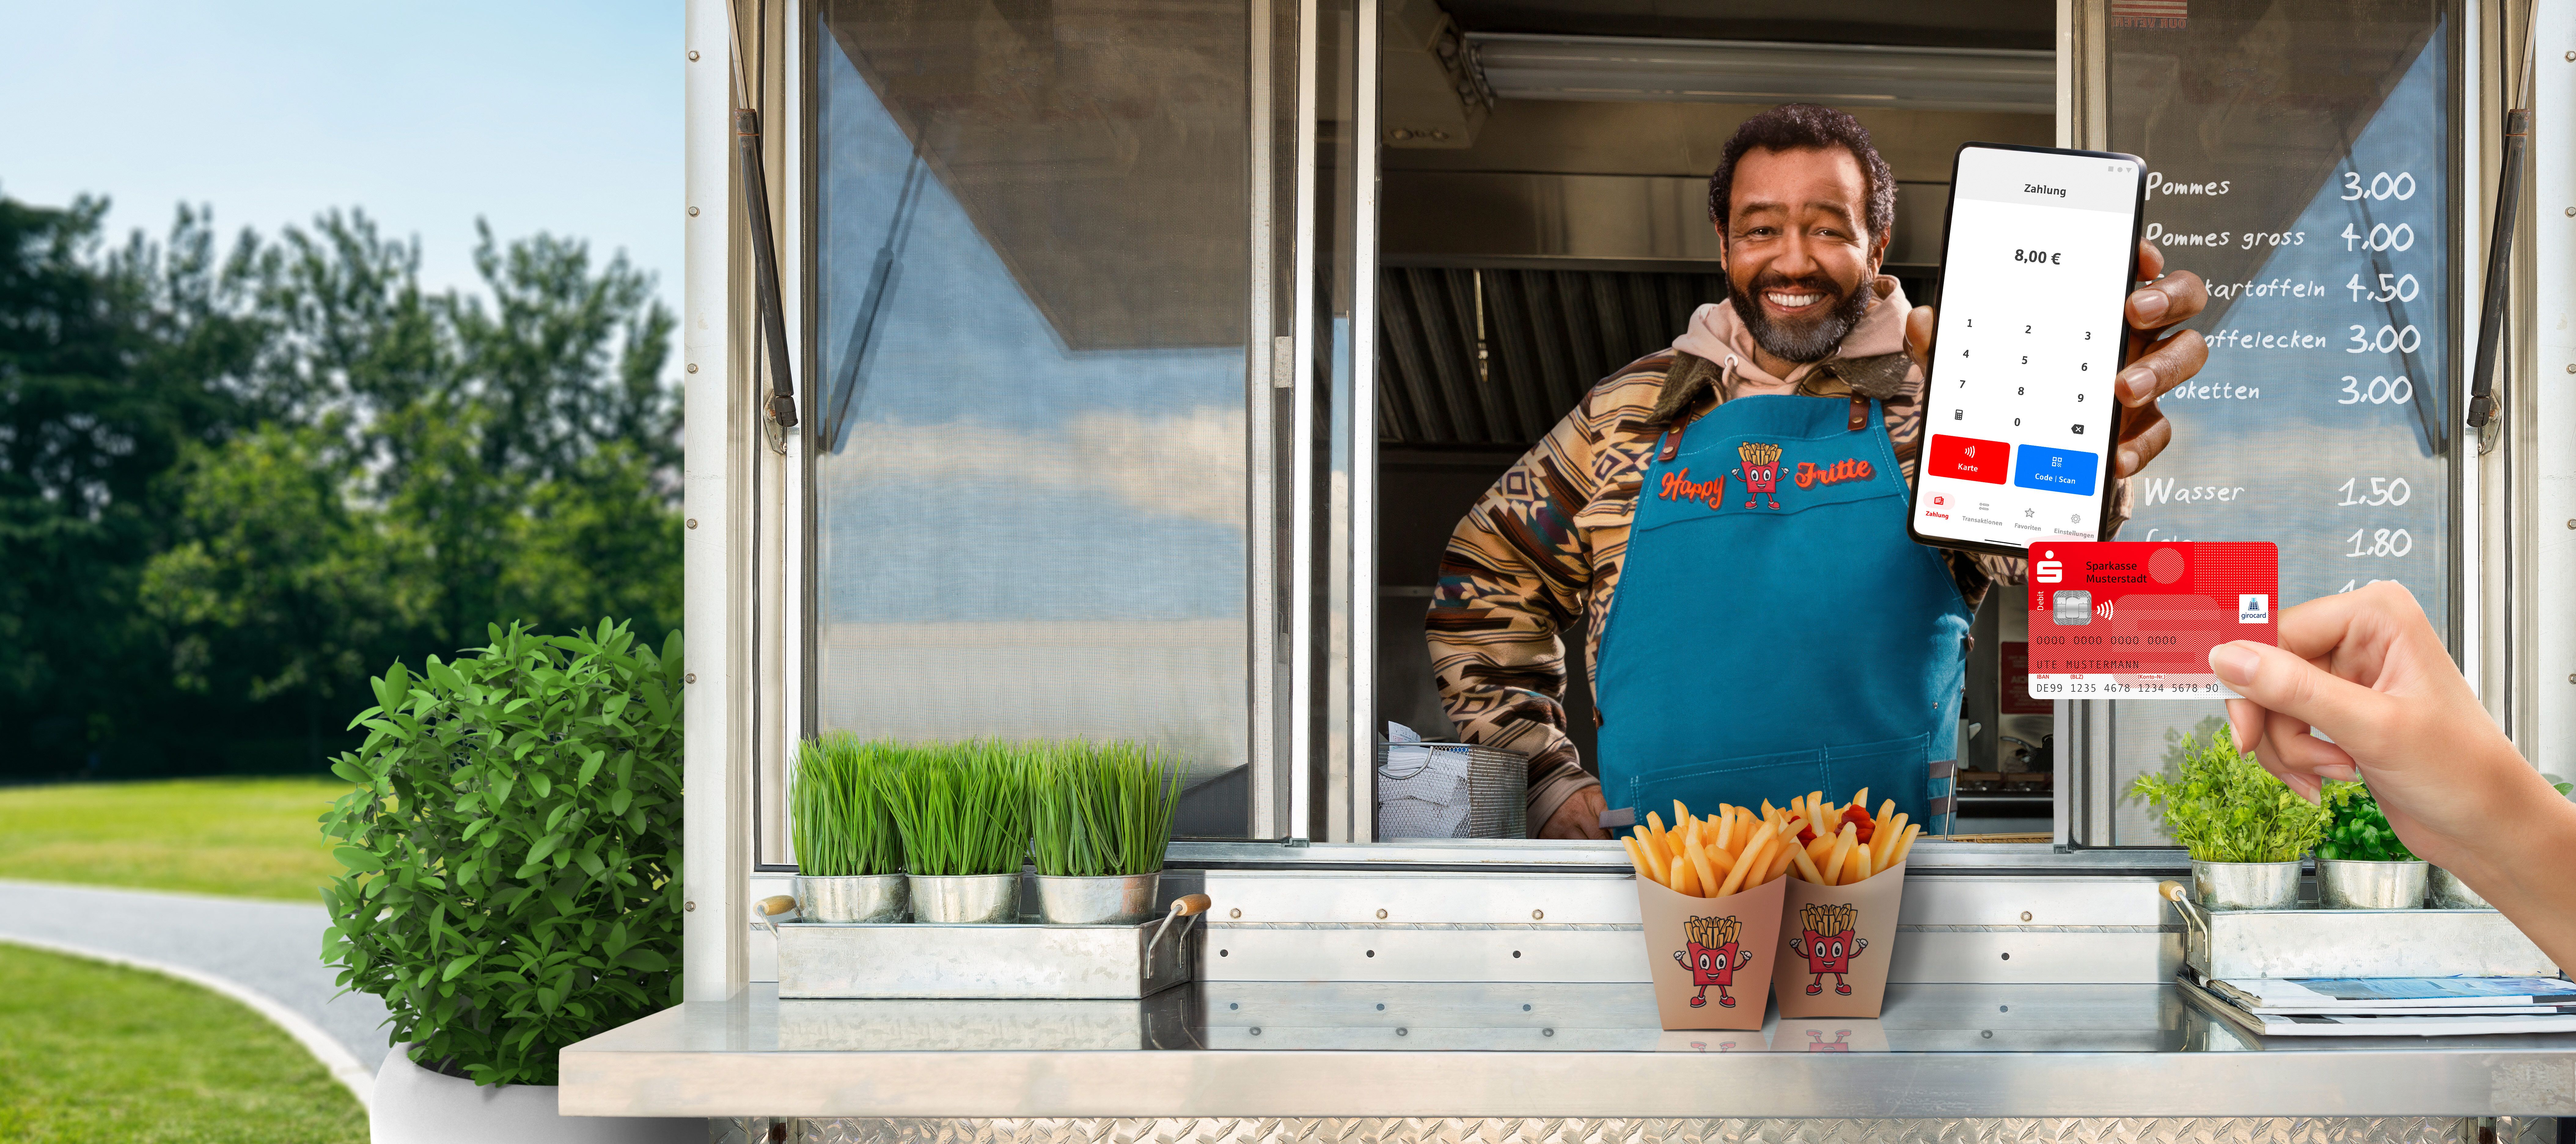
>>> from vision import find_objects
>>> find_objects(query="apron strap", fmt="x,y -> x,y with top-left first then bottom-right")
1847,394 -> 1870,432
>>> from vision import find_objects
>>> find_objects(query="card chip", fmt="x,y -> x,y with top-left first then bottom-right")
2053,590 -> 2092,625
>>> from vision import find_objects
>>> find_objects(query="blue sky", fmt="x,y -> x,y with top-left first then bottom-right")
0,1 -> 682,306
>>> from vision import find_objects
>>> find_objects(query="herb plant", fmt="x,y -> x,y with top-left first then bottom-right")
791,733 -> 904,877
879,742 -> 1033,876
2127,725 -> 2331,863
2319,781 -> 2417,861
320,621 -> 682,1087
1030,741 -> 1186,877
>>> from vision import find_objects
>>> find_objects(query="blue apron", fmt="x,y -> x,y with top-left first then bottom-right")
1594,391 -> 1970,834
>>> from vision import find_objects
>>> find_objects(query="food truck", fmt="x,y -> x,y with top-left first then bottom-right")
561,0 -> 2576,1138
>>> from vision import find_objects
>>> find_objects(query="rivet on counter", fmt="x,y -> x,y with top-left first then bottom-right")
2020,911 -> 2033,922
1229,908 -> 1242,919
1376,908 -> 1389,919
1531,909 -> 1544,920
685,901 -> 696,912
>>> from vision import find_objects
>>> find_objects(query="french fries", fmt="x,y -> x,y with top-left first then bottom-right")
1624,787 -> 1922,892
1620,796 -> 1801,897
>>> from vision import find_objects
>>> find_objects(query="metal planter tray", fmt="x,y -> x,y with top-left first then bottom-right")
765,895 -> 1204,1000
2160,882 -> 2556,979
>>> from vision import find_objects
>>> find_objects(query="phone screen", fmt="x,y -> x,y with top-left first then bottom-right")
1910,145 -> 2145,556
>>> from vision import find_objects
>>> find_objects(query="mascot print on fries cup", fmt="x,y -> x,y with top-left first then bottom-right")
1620,800 -> 1795,1031
1768,789 -> 1918,1019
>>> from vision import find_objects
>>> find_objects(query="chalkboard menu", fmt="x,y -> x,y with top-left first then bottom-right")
2098,0 -> 2457,842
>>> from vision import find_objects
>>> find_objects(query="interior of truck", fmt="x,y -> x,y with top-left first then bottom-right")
1367,0 -> 2061,834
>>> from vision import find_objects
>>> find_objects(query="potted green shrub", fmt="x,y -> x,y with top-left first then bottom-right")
880,742 -> 1033,923
2316,781 -> 2428,909
320,621 -> 698,1144
2128,725 -> 2330,911
790,733 -> 907,922
1029,741 -> 1186,925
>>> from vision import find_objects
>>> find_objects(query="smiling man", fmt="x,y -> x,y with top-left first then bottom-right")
1427,104 -> 2212,840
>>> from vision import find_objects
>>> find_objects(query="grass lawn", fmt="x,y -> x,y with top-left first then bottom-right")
0,943 -> 367,1143
0,778 -> 349,902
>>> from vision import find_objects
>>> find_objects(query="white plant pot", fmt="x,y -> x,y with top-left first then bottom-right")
371,1042 -> 703,1144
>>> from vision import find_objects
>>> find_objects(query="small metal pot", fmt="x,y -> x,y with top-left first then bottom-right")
1033,872 -> 1161,925
908,873 -> 1020,923
2429,865 -> 2493,909
2191,859 -> 2304,911
794,874 -> 908,923
2317,858 -> 2428,909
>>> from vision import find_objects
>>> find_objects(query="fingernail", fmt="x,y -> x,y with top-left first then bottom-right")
2131,290 -> 2169,324
2209,644 -> 2259,686
2315,765 -> 2358,783
2119,368 -> 2152,404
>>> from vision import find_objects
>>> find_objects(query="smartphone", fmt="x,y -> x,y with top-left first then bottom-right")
1907,143 -> 2147,559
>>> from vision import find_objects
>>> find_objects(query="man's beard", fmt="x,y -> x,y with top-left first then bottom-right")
1734,271 -> 1873,365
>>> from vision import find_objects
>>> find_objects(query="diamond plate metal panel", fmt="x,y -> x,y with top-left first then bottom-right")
780,1118 -> 2505,1144
717,1118 -> 792,1144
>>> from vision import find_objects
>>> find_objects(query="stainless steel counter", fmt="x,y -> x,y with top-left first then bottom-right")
560,982 -> 2576,1118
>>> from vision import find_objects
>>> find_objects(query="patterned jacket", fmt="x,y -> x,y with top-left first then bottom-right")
1426,344 -> 2133,833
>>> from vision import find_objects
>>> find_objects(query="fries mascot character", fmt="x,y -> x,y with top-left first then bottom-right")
1734,442 -> 1783,510
1674,935 -> 1754,1008
1805,1028 -> 1853,1052
1788,919 -> 1868,996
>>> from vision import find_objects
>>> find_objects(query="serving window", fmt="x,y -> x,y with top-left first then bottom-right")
767,0 -> 2487,865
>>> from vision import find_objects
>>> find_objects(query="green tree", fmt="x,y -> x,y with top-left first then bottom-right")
0,196 -> 259,773
144,212 -> 682,752
1,191 -> 680,781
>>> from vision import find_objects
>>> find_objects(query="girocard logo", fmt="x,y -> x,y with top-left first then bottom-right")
1657,468 -> 1727,511
1734,443 -> 1784,510
1793,458 -> 1874,490
1674,914 -> 1753,1009
1787,903 -> 1868,996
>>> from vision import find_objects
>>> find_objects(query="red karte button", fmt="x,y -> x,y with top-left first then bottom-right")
1927,434 -> 2011,485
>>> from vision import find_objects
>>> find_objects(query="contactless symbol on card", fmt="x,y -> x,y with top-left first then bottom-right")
2023,541 -> 2279,700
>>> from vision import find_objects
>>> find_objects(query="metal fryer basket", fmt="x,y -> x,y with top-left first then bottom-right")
1374,742 -> 1527,839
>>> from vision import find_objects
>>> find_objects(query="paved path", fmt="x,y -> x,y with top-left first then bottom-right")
0,879 -> 389,1099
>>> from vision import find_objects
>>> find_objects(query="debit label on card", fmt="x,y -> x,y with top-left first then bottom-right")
2024,541 -> 2278,700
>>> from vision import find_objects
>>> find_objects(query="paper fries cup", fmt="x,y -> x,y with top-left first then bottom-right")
1771,857 -> 1908,1018
1636,872 -> 1785,1030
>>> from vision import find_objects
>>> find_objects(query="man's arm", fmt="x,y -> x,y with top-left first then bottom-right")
1426,394 -> 1613,839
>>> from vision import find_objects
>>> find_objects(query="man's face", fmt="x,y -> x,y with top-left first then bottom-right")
1720,146 -> 1886,364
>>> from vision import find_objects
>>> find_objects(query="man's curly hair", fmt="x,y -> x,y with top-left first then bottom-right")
1706,104 -> 1897,242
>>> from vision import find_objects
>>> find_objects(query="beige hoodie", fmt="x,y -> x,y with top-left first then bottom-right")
1670,275 -> 1912,394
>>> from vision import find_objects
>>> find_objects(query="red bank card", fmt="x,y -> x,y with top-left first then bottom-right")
2024,541 -> 2278,701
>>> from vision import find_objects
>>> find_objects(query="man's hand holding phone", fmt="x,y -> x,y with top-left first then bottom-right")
1905,239 -> 2209,480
